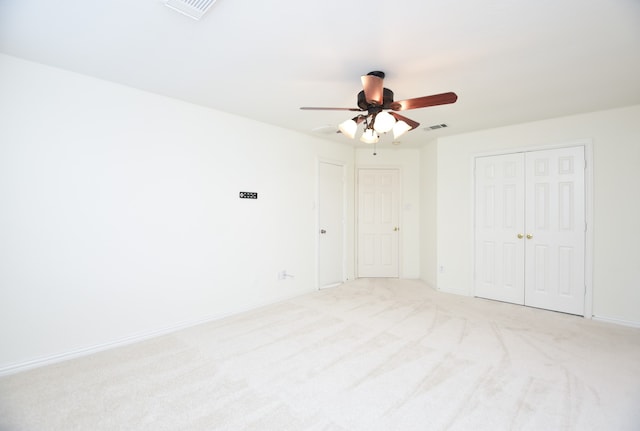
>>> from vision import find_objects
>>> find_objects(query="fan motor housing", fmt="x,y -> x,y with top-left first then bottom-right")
357,88 -> 395,111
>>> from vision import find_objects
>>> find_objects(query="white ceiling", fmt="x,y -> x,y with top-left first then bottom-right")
2,0 -> 640,148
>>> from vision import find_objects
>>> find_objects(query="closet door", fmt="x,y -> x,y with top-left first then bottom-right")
474,146 -> 586,315
524,146 -> 585,315
474,153 -> 526,305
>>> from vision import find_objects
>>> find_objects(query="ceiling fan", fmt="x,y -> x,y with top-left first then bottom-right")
300,71 -> 457,143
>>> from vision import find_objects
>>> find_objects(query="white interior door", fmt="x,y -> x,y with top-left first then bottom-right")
474,146 -> 586,315
524,146 -> 585,314
357,169 -> 400,278
474,153 -> 526,304
318,161 -> 344,288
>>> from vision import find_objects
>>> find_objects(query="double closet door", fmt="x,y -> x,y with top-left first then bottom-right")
474,146 -> 586,315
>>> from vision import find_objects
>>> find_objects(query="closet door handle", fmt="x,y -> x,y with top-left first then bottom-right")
517,233 -> 524,239
526,234 -> 533,239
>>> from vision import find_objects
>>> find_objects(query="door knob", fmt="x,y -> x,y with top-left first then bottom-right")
320,229 -> 326,234
526,234 -> 533,239
517,233 -> 524,239
393,227 -> 399,232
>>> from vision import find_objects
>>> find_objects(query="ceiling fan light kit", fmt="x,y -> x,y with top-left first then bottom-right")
360,128 -> 379,144
301,71 -> 457,147
392,120 -> 412,140
373,111 -> 395,133
338,118 -> 358,139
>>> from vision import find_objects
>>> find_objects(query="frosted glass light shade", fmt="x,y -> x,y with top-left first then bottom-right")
338,119 -> 358,139
360,128 -> 379,144
373,111 -> 395,133
392,120 -> 412,139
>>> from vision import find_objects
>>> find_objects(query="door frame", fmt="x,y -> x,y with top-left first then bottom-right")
355,166 -> 403,279
471,139 -> 594,318
316,158 -> 347,289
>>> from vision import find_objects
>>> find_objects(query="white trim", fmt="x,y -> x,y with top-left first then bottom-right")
583,141 -> 594,319
470,139 -> 594,318
592,315 -> 640,329
355,166 -> 403,279
316,158 -> 348,289
471,138 -> 593,158
319,282 -> 342,290
0,290 -> 313,377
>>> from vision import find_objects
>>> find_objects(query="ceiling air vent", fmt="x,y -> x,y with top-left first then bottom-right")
424,123 -> 448,131
165,0 -> 217,20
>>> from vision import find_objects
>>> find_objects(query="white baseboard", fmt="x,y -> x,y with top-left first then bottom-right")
436,286 -> 471,297
0,289 -> 315,377
592,315 -> 640,329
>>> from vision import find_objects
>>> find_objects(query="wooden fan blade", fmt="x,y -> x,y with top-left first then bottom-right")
300,107 -> 363,111
389,112 -> 420,130
390,92 -> 458,111
361,74 -> 384,106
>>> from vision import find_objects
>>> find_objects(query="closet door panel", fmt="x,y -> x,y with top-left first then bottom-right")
474,153 -> 526,305
524,147 -> 585,315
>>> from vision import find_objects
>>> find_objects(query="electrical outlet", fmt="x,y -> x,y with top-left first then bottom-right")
278,270 -> 294,280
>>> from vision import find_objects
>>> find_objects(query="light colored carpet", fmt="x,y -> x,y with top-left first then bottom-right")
1,278 -> 639,430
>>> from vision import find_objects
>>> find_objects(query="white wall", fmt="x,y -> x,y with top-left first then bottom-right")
426,104 -> 640,325
419,141 -> 438,287
3,52 -> 638,374
0,54 -> 355,373
355,148 -> 421,279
